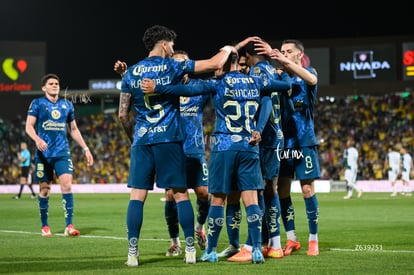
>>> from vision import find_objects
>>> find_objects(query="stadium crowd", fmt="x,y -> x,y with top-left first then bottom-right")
1,92 -> 413,185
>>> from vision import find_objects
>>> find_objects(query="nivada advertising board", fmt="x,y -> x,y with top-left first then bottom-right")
334,44 -> 396,83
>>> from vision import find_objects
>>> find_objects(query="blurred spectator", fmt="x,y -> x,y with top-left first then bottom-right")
1,92 -> 413,184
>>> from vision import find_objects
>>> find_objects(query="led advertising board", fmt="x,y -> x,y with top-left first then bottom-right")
304,48 -> 330,86
334,44 -> 396,83
0,42 -> 46,92
402,42 -> 414,80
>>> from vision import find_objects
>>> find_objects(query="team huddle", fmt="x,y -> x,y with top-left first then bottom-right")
115,25 -> 320,266
25,24 -> 321,268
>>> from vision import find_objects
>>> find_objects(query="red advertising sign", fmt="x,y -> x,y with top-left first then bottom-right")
0,42 -> 46,92
402,42 -> 414,80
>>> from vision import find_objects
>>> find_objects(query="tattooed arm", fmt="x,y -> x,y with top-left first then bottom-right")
118,92 -> 134,143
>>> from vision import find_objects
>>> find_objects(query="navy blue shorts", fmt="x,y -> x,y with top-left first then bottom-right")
260,146 -> 281,180
34,152 -> 73,182
128,142 -> 186,190
279,146 -> 321,180
208,150 -> 263,195
185,153 -> 208,189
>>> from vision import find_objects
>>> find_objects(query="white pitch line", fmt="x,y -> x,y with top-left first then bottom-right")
2,230 -> 414,254
0,229 -> 168,241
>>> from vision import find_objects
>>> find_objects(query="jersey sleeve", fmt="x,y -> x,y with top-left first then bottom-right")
264,71 -> 292,91
255,95 -> 272,133
154,81 -> 215,96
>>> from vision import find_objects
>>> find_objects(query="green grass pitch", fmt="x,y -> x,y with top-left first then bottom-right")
1,192 -> 413,274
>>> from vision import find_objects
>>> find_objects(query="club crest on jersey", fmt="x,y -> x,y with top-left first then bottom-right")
253,67 -> 261,74
180,96 -> 190,104
51,110 -> 61,119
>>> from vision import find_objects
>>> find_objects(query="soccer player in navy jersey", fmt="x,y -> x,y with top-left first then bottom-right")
237,54 -> 250,74
116,25 -> 232,267
216,52 -> 250,259
163,50 -> 210,256
25,73 -> 94,237
141,48 -> 292,264
228,39 -> 291,262
255,38 -> 321,256
114,50 -> 210,256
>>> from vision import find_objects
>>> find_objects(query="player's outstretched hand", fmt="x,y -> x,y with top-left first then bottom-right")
141,78 -> 156,94
114,60 -> 127,76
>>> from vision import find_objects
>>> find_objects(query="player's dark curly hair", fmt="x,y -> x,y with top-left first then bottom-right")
142,25 -> 177,52
244,38 -> 270,59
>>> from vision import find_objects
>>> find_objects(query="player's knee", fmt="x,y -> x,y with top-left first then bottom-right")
39,183 -> 51,197
194,186 -> 209,200
301,184 -> 314,198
